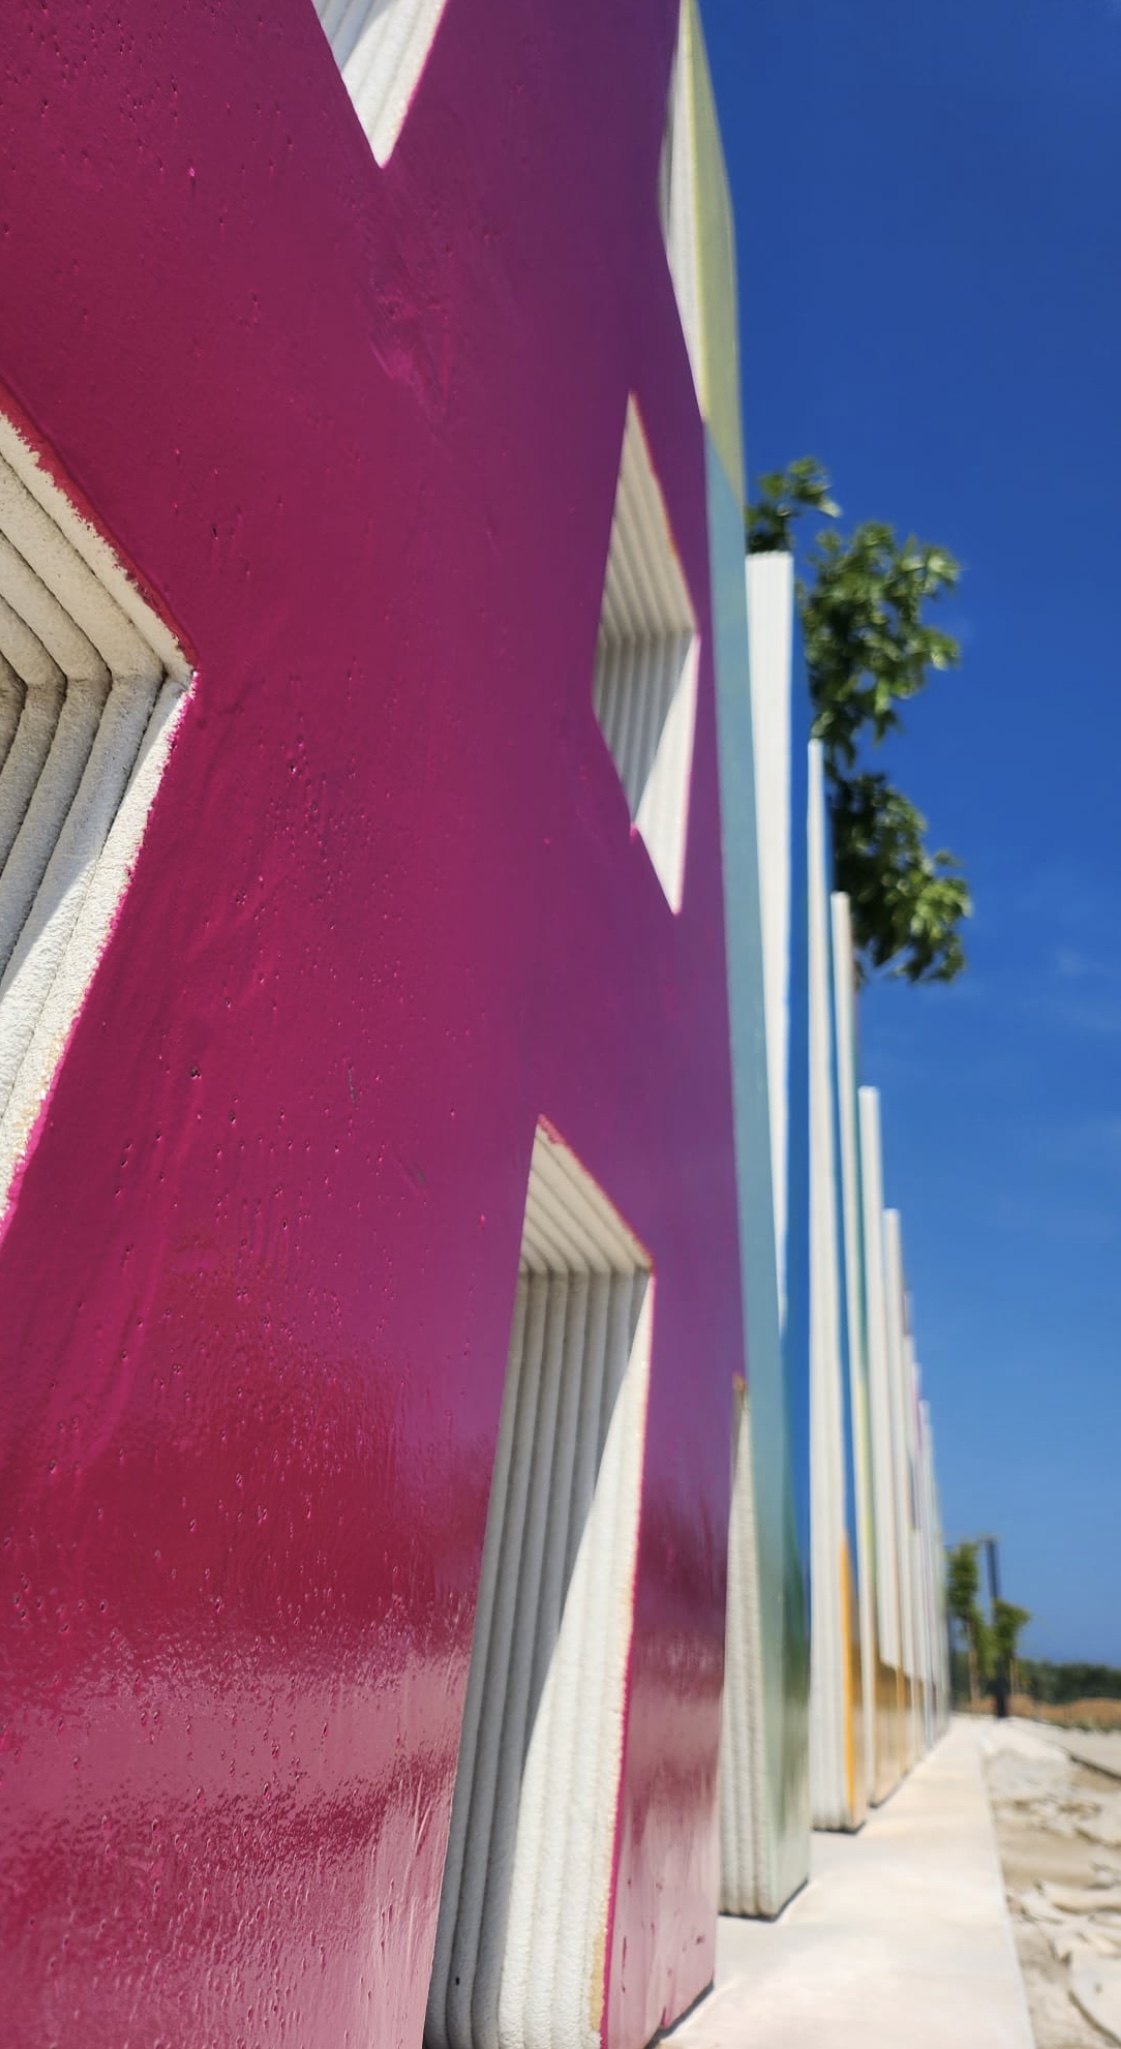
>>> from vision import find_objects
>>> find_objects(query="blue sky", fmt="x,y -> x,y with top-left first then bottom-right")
700,0 -> 1121,1665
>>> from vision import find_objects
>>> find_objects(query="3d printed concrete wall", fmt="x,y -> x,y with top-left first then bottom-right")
0,4 -> 744,2044
807,762 -> 951,1833
0,1 -> 956,2039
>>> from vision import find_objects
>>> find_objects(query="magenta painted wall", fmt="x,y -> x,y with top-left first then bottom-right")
0,4 -> 744,2045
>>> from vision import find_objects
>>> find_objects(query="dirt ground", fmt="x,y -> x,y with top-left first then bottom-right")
963,1701 -> 1121,1733
982,1722 -> 1121,2048
1011,1700 -> 1121,1734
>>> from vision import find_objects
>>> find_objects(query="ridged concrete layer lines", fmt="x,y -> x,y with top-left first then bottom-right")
426,1122 -> 654,2049
312,0 -> 450,165
593,399 -> 699,914
0,412 -> 189,1218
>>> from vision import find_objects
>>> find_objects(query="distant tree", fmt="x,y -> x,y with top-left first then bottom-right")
1019,1659 -> 1121,1707
746,462 -> 971,984
947,1542 -> 984,1707
974,1613 -> 995,1694
992,1601 -> 1032,1699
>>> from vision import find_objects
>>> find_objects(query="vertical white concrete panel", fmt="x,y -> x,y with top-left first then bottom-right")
658,0 -> 745,504
745,553 -> 793,1313
311,0 -> 451,166
668,0 -> 811,1897
425,1126 -> 653,2049
903,1334 -> 928,1757
831,894 -> 877,1810
922,1419 -> 941,1732
857,1091 -> 899,1677
0,417 -> 190,1222
922,1408 -> 951,1733
592,401 -> 699,913
912,1377 -> 938,1752
718,1383 -> 765,1917
882,1212 -> 917,1772
710,447 -> 808,1919
660,7 -> 701,401
807,745 -> 848,1830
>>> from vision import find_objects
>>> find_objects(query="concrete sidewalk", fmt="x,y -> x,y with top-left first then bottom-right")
668,1717 -> 1033,2049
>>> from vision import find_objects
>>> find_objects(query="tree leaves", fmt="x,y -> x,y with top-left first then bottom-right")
746,459 -> 971,985
800,523 -> 961,768
831,774 -> 970,984
992,1600 -> 1032,1669
745,457 -> 839,553
947,1540 -> 981,1624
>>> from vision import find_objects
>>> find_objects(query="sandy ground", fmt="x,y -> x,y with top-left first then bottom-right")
1011,1703 -> 1121,1735
982,1720 -> 1121,2047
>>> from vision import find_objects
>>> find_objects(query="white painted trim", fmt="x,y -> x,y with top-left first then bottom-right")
426,1123 -> 653,2049
0,415 -> 190,1222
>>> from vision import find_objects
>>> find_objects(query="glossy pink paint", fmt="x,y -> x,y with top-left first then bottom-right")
0,4 -> 745,2045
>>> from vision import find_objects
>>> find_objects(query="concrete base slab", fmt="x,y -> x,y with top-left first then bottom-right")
668,1718 -> 1033,2049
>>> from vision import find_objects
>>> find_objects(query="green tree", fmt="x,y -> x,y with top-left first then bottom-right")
746,462 -> 971,984
974,1613 -> 995,1693
1018,1659 -> 1121,1707
947,1542 -> 984,1707
831,775 -> 968,984
992,1600 -> 1032,1700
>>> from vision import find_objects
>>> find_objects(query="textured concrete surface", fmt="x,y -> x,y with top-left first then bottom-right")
1034,1723 -> 1121,1784
670,1716 -> 1033,2049
985,1718 -> 1121,2047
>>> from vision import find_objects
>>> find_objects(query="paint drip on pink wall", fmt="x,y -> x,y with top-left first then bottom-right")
0,3 -> 744,2044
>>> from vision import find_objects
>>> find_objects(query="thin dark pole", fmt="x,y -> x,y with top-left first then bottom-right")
985,1536 -> 1001,1608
